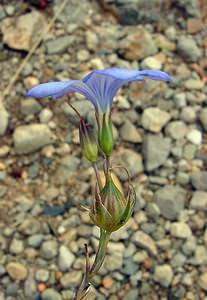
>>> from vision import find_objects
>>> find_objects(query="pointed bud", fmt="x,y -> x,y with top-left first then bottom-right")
98,112 -> 114,156
90,175 -> 136,233
79,119 -> 98,162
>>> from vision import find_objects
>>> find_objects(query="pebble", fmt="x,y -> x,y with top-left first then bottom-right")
155,185 -> 186,220
60,271 -> 82,288
41,288 -> 62,300
21,99 -> 42,115
141,56 -> 162,69
13,124 -> 54,154
199,108 -> 207,131
190,191 -> 207,211
141,107 -> 170,133
45,36 -> 75,54
170,222 -> 192,239
191,172 -> 207,191
154,264 -> 173,287
177,36 -> 201,62
9,238 -> 24,255
165,121 -> 187,140
199,272 -> 207,291
39,108 -> 53,123
58,245 -> 75,272
180,106 -> 196,123
132,230 -> 157,256
186,129 -> 202,145
0,102 -> 9,136
185,79 -> 204,90
40,240 -> 58,260
35,269 -> 49,282
120,120 -> 142,143
6,262 -> 27,281
143,134 -> 171,171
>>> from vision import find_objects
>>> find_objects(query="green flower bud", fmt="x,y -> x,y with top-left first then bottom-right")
79,119 -> 98,162
90,175 -> 136,233
98,112 -> 114,156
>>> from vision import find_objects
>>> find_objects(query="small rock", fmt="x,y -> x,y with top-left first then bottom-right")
0,145 -> 10,157
187,18 -> 204,33
40,240 -> 58,260
141,56 -> 162,69
18,218 -> 41,235
60,271 -> 82,288
6,262 -> 27,281
120,120 -> 142,143
165,121 -> 187,140
190,191 -> 207,211
186,129 -> 202,145
185,79 -> 204,90
77,49 -> 90,62
191,172 -> 207,191
170,222 -> 192,239
120,29 -> 157,60
9,238 -> 24,255
14,124 -> 54,154
86,30 -> 99,50
2,11 -> 46,51
58,245 -> 75,272
199,108 -> 207,131
154,264 -> 173,287
177,36 -> 202,62
35,269 -> 49,282
199,272 -> 207,291
180,106 -> 196,123
123,289 -> 139,300
45,36 -> 75,54
24,76 -> 39,89
39,108 -> 53,123
193,246 -> 207,265
132,230 -> 157,256
41,288 -> 62,300
155,185 -> 186,220
143,134 -> 171,171
24,271 -> 36,299
141,107 -> 170,133
0,102 -> 9,136
21,99 -> 42,115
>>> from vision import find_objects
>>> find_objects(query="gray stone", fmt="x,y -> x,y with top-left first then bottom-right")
155,185 -> 186,220
176,172 -> 190,185
154,264 -> 173,287
55,155 -> 80,183
199,108 -> 207,131
193,246 -> 207,265
171,253 -> 186,268
14,124 -> 54,154
143,134 -> 171,171
0,102 -> 9,136
39,108 -> 53,123
58,245 -> 75,272
45,36 -> 75,54
60,271 -> 82,288
170,222 -> 192,239
21,99 -> 42,115
185,79 -> 204,90
141,108 -> 170,133
40,240 -> 58,260
113,148 -> 143,180
190,191 -> 207,211
180,106 -> 196,123
35,269 -> 49,282
62,101 -> 93,125
41,289 -> 62,300
191,172 -> 207,191
120,120 -> 142,143
24,271 -> 36,299
177,36 -> 201,62
123,289 -> 139,300
132,230 -> 157,256
165,121 -> 187,140
9,239 -> 24,255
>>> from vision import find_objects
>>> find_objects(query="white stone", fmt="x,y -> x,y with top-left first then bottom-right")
142,56 -> 162,69
58,245 -> 75,272
141,107 -> 170,133
170,222 -> 192,239
154,264 -> 173,287
187,129 -> 202,145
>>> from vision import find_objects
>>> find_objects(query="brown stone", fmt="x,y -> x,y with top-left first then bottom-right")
187,18 -> 204,34
6,262 -> 28,281
102,276 -> 114,289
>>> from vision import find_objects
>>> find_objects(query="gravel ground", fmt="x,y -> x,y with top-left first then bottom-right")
0,0 -> 207,299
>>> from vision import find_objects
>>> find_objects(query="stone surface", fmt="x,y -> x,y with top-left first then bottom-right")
170,222 -> 192,239
165,121 -> 187,140
186,129 -> 202,145
141,107 -> 170,133
45,35 -> 75,54
14,124 -> 54,154
0,102 -> 9,136
199,272 -> 207,291
40,240 -> 58,260
154,264 -> 173,287
120,120 -> 142,143
41,289 -> 62,300
155,185 -> 186,220
177,36 -> 202,62
190,191 -> 207,211
58,245 -> 75,272
132,230 -> 157,256
6,262 -> 27,281
191,172 -> 207,191
143,134 -> 171,171
2,11 -> 46,51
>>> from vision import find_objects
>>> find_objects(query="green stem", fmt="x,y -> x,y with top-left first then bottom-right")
104,155 -> 111,180
93,162 -> 103,191
90,229 -> 111,278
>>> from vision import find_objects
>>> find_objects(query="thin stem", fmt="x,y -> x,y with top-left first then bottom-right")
90,229 -> 111,278
104,155 -> 111,180
66,100 -> 82,119
92,163 -> 103,191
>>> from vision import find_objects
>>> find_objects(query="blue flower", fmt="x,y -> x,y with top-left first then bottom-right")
27,68 -> 171,113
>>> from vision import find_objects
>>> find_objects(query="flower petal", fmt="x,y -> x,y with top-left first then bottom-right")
137,70 -> 171,81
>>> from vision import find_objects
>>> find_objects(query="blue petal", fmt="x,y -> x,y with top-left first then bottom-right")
27,80 -> 98,109
137,70 -> 171,81
84,68 -> 144,81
